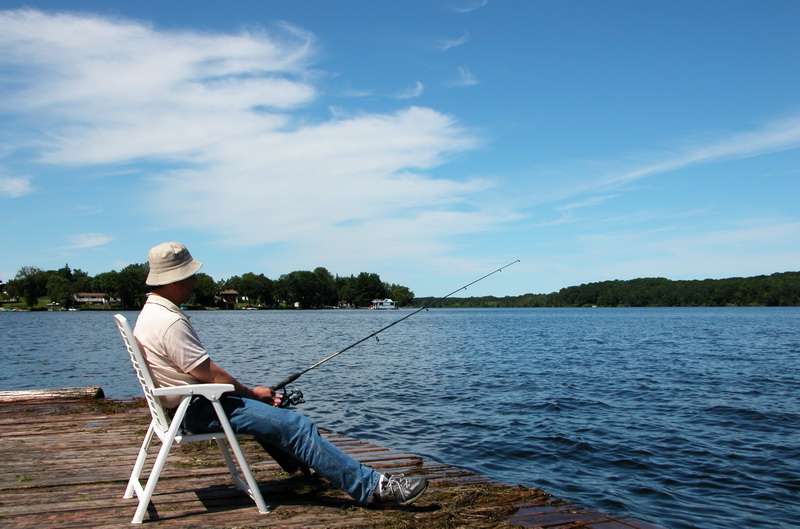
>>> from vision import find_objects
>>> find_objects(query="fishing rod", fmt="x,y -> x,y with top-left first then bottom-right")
270,259 -> 520,403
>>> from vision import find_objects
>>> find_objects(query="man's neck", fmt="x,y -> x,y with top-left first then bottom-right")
151,286 -> 183,306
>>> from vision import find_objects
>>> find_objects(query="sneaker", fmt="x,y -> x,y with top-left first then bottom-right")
381,474 -> 429,505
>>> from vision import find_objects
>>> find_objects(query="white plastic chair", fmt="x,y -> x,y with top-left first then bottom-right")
114,314 -> 269,524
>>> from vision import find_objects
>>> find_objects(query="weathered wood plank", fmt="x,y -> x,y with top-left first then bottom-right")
0,387 -> 104,403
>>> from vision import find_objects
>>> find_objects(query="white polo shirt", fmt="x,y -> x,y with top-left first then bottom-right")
133,294 -> 210,408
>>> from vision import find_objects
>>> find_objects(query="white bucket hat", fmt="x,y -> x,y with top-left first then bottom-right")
145,242 -> 203,286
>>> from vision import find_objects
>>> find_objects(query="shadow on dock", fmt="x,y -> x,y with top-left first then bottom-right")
0,393 -> 664,528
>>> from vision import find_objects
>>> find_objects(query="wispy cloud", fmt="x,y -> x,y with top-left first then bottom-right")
62,233 -> 115,250
525,113 -> 800,206
449,66 -> 478,87
575,217 -> 800,280
446,0 -> 491,14
395,81 -> 424,99
151,105 -> 489,250
602,114 -> 800,189
71,204 -> 104,216
0,175 -> 33,197
0,9 -> 317,165
555,194 -> 616,212
438,31 -> 469,51
0,9 -> 504,270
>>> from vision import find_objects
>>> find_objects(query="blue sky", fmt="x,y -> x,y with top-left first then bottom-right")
1,1 -> 798,297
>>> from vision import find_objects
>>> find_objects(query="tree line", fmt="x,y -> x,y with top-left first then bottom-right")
415,272 -> 800,308
0,264 -> 414,309
5,265 -> 798,310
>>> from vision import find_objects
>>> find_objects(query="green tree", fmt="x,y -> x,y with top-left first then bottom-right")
336,275 -> 358,307
277,270 -> 318,308
9,266 -> 49,307
387,283 -> 414,306
221,275 -> 242,293
93,271 -> 119,299
56,264 -> 74,282
354,272 -> 387,307
71,268 -> 93,294
239,272 -> 274,306
193,273 -> 218,307
313,267 -> 337,307
46,274 -> 72,307
117,263 -> 148,308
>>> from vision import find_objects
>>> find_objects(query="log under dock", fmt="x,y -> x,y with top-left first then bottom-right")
0,390 -> 664,528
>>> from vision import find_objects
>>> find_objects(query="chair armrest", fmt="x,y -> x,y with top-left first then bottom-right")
152,383 -> 234,401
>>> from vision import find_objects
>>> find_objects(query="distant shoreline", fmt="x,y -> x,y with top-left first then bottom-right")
416,271 -> 800,308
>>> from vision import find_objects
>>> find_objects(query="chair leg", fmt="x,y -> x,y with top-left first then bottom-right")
130,432 -> 174,523
211,400 -> 270,514
124,423 -> 155,500
215,437 -> 247,490
130,400 -> 190,524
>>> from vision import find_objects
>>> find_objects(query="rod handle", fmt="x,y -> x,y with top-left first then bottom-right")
270,372 -> 301,391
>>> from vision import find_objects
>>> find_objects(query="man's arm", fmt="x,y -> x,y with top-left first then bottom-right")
189,358 -> 281,406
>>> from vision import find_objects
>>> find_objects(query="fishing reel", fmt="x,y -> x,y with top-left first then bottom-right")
278,386 -> 305,408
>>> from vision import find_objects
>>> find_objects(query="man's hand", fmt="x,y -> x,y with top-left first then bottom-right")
252,385 -> 282,407
189,359 -> 283,406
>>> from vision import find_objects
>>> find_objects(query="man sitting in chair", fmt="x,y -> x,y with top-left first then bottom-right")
133,241 -> 428,507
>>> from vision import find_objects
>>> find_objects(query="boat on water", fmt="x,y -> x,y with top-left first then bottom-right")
369,298 -> 398,310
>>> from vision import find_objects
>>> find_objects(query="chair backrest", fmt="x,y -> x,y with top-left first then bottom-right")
114,314 -> 171,432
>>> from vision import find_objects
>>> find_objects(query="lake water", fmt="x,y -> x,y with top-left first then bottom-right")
1,307 -> 798,529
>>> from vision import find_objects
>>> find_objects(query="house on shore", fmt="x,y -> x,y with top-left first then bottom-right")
73,292 -> 111,305
218,290 -> 239,310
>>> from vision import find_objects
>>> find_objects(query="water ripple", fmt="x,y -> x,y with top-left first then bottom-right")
2,307 -> 799,529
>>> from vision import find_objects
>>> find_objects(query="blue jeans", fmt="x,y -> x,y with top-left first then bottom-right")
182,396 -> 380,504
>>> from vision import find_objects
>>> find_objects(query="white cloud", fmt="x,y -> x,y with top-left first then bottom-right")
599,115 -> 800,189
0,9 -> 317,165
522,113 -> 800,207
71,204 -> 104,216
0,9 -> 506,271
63,233 -> 115,250
555,194 -> 616,212
438,32 -> 469,51
674,218 -> 800,251
0,175 -> 33,197
150,105 -> 489,248
449,66 -> 478,87
577,217 -> 800,277
446,0 -> 491,14
396,81 -> 424,99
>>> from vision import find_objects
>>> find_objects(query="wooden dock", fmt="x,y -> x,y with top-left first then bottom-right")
0,391 -> 664,528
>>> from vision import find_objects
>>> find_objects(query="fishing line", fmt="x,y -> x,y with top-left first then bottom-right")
270,259 -> 520,391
